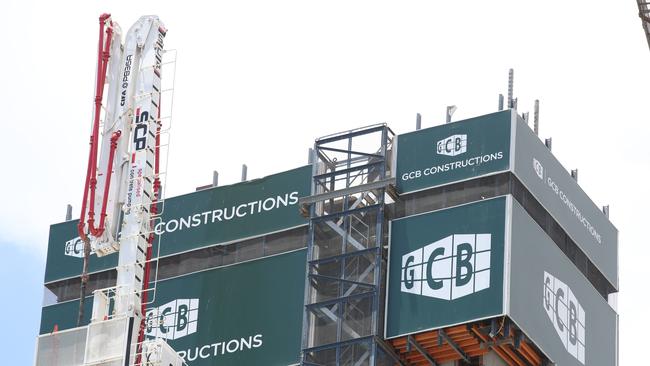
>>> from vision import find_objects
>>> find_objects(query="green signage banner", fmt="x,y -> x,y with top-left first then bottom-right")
395,111 -> 512,194
41,249 -> 307,366
44,165 -> 311,283
508,199 -> 617,366
385,197 -> 506,339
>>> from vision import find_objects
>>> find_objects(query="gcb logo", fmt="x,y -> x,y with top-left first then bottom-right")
64,237 -> 94,258
436,134 -> 467,156
533,158 -> 544,180
543,272 -> 586,364
146,299 -> 200,340
401,234 -> 491,300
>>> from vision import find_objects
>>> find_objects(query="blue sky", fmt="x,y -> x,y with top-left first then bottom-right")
0,242 -> 45,364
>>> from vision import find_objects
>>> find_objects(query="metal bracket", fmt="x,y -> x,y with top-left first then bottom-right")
300,177 -> 395,206
407,335 -> 438,366
479,338 -> 514,349
514,330 -> 525,349
438,329 -> 470,363
374,336 -> 409,366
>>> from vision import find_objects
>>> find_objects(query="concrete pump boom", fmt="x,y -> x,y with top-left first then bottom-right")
34,14 -> 184,366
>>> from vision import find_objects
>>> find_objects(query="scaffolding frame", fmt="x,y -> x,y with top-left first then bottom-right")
300,124 -> 397,366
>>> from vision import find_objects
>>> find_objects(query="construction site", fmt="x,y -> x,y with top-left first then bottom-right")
31,4 -> 648,366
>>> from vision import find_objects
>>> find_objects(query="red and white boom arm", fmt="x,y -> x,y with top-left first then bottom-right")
75,14 -> 182,366
78,14 -> 124,255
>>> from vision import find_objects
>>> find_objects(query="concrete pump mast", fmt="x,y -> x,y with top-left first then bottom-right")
34,14 -> 184,366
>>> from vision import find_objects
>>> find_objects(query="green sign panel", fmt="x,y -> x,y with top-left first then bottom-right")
44,165 -> 311,283
385,197 -> 506,339
396,111 -> 512,194
508,199 -> 617,366
41,249 -> 307,366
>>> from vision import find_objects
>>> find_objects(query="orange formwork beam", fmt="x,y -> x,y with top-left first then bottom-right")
388,319 -> 545,366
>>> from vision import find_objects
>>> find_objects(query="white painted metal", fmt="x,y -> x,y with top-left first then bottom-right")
113,14 -> 164,320
141,339 -> 186,366
34,14 -> 184,366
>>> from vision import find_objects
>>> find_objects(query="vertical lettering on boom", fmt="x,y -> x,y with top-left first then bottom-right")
134,110 -> 149,151
153,27 -> 165,78
120,54 -> 133,107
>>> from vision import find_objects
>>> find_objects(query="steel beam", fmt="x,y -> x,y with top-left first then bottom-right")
479,338 -> 514,349
316,124 -> 388,145
309,247 -> 379,266
438,329 -> 470,363
407,335 -> 438,366
313,160 -> 383,181
300,177 -> 394,206
374,336 -> 409,366
303,335 -> 374,354
310,274 -> 375,289
318,145 -> 384,159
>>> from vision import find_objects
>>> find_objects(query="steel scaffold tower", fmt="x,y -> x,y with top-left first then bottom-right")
300,124 -> 405,366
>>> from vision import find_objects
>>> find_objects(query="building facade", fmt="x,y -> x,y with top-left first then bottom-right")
37,110 -> 618,366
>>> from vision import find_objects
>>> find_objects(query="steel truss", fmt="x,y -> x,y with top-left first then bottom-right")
300,124 -> 397,366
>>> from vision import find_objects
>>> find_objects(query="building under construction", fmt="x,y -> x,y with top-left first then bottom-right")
36,104 -> 619,365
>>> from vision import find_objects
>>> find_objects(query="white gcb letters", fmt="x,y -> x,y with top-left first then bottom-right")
146,298 -> 200,340
400,234 -> 491,300
64,236 -> 95,258
543,272 -> 586,364
436,134 -> 467,156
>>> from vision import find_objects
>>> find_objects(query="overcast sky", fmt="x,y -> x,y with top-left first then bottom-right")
0,1 -> 647,364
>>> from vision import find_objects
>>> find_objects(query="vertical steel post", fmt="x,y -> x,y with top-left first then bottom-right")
507,68 -> 514,109
446,106 -> 456,123
534,99 -> 540,135
308,148 -> 314,164
66,204 -> 73,221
